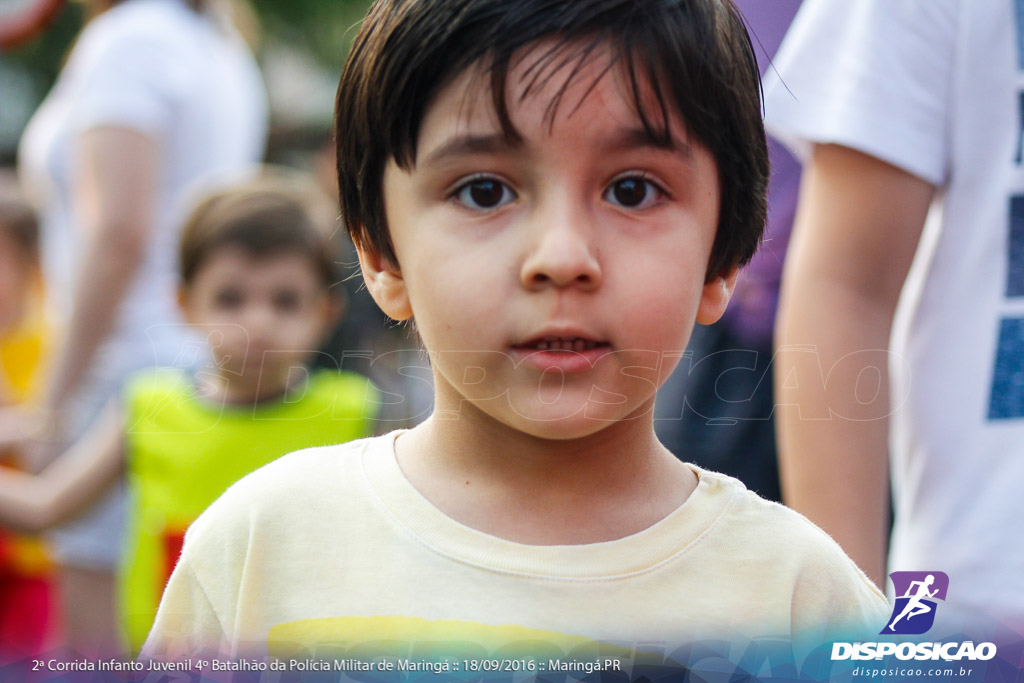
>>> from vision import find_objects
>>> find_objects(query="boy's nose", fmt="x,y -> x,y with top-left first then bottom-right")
242,304 -> 277,339
520,206 -> 602,292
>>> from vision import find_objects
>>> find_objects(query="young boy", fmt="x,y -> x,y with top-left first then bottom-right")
144,0 -> 888,666
0,171 -> 379,654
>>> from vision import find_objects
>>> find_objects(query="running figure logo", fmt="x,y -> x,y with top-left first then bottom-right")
881,571 -> 949,635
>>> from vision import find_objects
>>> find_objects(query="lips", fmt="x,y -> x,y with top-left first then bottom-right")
512,328 -> 613,354
518,336 -> 608,352
510,330 -> 612,373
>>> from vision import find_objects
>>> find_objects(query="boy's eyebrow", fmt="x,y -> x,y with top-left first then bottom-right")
421,133 -> 517,167
421,127 -> 693,167
605,127 -> 694,159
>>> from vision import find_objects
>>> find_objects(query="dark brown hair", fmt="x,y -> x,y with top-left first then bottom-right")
179,170 -> 341,292
335,0 -> 768,281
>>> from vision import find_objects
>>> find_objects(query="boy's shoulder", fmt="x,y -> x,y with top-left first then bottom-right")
699,465 -> 875,575
122,368 -> 194,415
184,432 -> 393,538
124,366 -> 190,392
695,467 -> 888,632
123,367 -> 377,414
304,369 -> 380,414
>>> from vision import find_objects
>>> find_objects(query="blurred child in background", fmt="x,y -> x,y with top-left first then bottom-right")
0,170 -> 55,661
13,0 -> 267,652
0,171 -> 379,654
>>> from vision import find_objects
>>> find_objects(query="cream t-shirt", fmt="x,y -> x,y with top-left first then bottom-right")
143,432 -> 886,663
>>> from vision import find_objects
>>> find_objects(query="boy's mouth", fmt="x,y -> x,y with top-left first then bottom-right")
514,336 -> 609,352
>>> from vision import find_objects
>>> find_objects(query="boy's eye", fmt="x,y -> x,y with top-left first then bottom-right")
214,288 -> 244,309
273,290 -> 301,312
604,176 -> 664,209
452,177 -> 516,210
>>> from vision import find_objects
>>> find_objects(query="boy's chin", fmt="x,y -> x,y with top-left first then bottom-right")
458,398 -> 654,442
516,417 -> 650,443
211,367 -> 290,395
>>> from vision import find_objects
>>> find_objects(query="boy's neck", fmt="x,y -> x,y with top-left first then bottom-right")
199,370 -> 298,407
395,398 -> 698,546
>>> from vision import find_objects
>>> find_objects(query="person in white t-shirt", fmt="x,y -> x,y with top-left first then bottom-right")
764,0 -> 1024,629
12,0 -> 266,654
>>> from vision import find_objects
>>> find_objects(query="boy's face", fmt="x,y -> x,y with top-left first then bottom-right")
360,43 -> 735,440
179,247 -> 337,390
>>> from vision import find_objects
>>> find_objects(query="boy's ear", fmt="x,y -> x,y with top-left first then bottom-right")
177,285 -> 196,325
355,240 -> 412,321
695,267 -> 739,325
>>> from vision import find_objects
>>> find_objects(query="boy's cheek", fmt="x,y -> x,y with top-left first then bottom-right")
432,351 -> 518,402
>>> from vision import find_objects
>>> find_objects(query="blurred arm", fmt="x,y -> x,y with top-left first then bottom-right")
774,144 -> 935,587
43,127 -> 158,427
0,403 -> 123,532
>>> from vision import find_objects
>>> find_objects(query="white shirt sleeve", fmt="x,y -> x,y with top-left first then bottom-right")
64,10 -> 190,136
763,0 -> 958,186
